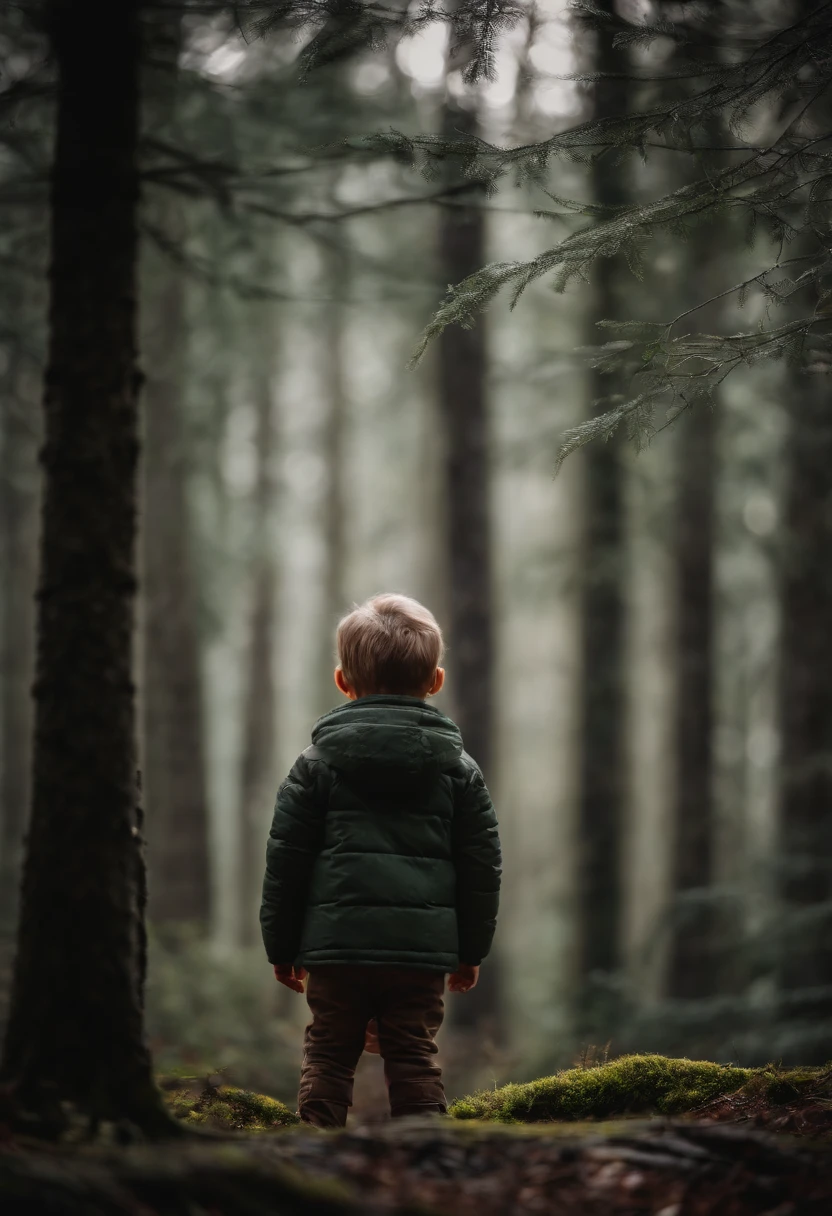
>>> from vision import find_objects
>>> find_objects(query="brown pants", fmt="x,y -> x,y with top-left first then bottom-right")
298,965 -> 446,1128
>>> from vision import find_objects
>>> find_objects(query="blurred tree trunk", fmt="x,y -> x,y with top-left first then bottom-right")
0,0 -> 169,1133
238,332 -> 277,946
320,249 -> 348,709
0,354 -> 39,1030
140,11 -> 211,930
141,218 -> 211,929
778,358 -> 832,1045
774,0 -> 832,1061
437,97 -> 496,1030
576,2 -> 629,996
668,402 -> 716,997
665,3 -> 729,1000
437,101 -> 493,780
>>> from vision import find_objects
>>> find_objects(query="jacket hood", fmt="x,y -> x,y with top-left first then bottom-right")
311,695 -> 463,780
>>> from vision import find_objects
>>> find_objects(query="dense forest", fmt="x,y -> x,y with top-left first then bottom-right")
0,0 -> 831,1176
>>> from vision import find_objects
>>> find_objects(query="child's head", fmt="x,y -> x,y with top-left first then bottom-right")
335,593 -> 445,700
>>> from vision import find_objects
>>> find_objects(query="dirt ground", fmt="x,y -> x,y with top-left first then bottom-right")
4,1059 -> 832,1215
2,1113 -> 831,1215
256,1114 -> 832,1215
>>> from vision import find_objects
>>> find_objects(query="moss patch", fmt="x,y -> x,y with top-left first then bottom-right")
162,1080 -> 300,1131
449,1054 -> 806,1124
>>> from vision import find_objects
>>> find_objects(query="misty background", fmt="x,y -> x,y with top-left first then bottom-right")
1,0 -> 828,1114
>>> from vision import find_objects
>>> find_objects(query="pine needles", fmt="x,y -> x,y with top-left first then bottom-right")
354,1 -> 832,461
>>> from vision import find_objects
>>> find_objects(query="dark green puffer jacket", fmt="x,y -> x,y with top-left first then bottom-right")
260,695 -> 501,972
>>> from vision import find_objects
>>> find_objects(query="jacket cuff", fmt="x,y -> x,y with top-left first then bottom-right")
265,945 -> 298,966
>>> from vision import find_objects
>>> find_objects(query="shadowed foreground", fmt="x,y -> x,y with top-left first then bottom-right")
2,1058 -> 832,1214
1,1116 -> 831,1216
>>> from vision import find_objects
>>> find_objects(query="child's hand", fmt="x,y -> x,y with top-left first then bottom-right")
364,1018 -> 381,1055
447,964 -> 479,993
273,963 -> 307,993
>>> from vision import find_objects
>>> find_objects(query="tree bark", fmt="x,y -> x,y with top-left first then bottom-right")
0,0 -> 169,1133
778,368 -> 832,1046
0,356 -> 39,1030
659,0 -> 722,1004
238,353 -> 277,946
772,0 -> 832,1061
437,102 -> 493,780
437,98 -> 496,1027
140,9 -> 211,931
576,3 -> 629,993
321,255 -> 348,706
668,405 -> 716,997
141,217 -> 211,929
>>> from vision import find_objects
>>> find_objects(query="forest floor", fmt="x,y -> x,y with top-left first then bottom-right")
2,1056 -> 832,1215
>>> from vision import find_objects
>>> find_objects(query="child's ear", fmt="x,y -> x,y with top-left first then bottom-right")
335,667 -> 356,700
428,667 -> 445,697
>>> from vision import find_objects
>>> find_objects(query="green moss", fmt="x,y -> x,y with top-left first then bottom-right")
164,1088 -> 202,1121
450,1054 -> 757,1123
748,1068 -> 818,1105
163,1082 -> 300,1132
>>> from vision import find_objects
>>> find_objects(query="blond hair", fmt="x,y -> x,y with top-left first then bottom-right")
336,594 -> 444,698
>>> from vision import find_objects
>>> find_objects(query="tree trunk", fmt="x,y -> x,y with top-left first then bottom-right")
321,257 -> 348,702
141,213 -> 211,929
139,8 -> 211,931
576,4 -> 629,997
238,352 -> 277,946
0,0 -> 169,1133
657,0 -> 722,1004
0,356 -> 39,1031
778,368 -> 832,1049
668,405 -> 716,997
437,99 -> 496,1027
772,0 -> 832,1062
437,103 -> 493,779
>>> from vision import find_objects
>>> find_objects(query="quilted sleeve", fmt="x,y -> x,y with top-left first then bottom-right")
259,753 -> 328,964
453,766 -> 502,965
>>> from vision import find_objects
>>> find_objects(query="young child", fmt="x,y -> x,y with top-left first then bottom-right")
260,593 -> 502,1128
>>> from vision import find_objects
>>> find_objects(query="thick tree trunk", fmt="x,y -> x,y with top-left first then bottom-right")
140,10 -> 211,931
576,3 -> 628,994
437,99 -> 496,1027
238,356 -> 277,946
0,0 -> 169,1133
0,357 -> 39,1030
668,405 -> 716,997
778,370 -> 832,1050
141,212 -> 211,929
